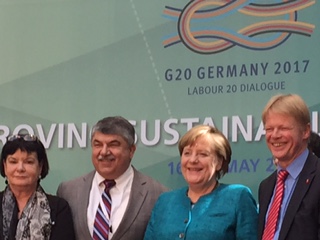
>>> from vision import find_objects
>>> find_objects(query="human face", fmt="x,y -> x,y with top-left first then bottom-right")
264,112 -> 310,167
91,132 -> 136,179
4,149 -> 42,193
181,135 -> 222,189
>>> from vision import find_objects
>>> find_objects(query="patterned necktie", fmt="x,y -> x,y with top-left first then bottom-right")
262,170 -> 289,240
93,179 -> 116,240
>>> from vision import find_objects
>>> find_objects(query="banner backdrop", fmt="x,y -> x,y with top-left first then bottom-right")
0,0 -> 319,200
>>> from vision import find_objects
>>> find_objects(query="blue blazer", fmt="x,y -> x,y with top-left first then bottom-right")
144,183 -> 258,240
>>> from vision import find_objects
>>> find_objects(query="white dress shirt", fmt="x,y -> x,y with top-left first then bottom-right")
87,165 -> 134,239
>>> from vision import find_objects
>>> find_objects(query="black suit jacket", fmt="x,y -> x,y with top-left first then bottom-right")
258,152 -> 320,240
0,191 -> 75,240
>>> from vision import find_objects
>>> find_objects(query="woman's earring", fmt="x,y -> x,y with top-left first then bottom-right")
5,176 -> 8,185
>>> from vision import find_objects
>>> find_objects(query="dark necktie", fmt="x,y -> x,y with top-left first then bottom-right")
93,179 -> 116,240
262,170 -> 289,240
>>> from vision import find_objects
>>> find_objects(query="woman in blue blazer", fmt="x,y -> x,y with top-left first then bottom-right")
144,125 -> 258,240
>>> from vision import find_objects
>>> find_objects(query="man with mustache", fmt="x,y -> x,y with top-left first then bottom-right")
57,116 -> 168,240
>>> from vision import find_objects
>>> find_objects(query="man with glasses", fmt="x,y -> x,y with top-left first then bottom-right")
57,116 -> 168,240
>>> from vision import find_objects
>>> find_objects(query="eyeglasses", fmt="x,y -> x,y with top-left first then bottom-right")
7,134 -> 38,142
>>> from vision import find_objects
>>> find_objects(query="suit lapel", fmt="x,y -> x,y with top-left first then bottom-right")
279,153 -> 317,240
78,171 -> 95,238
258,171 -> 277,238
112,168 -> 147,239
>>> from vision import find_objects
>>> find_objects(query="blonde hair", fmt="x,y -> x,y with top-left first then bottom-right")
178,125 -> 231,179
262,94 -> 310,126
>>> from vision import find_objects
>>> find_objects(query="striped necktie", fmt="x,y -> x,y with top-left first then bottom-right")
262,170 -> 289,240
93,179 -> 116,240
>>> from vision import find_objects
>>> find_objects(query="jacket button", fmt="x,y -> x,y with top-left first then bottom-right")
184,218 -> 188,223
179,233 -> 185,238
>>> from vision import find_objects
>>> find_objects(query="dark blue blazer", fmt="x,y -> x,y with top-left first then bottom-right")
258,152 -> 320,240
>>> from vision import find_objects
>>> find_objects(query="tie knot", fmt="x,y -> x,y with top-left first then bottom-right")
278,170 -> 289,181
103,179 -> 116,190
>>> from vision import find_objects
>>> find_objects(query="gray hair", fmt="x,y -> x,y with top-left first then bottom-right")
91,116 -> 135,146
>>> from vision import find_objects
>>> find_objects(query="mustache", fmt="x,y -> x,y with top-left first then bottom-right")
98,155 -> 115,161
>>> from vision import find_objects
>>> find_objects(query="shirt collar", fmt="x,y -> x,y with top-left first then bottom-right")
278,148 -> 309,179
95,165 -> 133,188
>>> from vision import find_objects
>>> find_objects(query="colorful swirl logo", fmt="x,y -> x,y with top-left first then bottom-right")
162,0 -> 315,54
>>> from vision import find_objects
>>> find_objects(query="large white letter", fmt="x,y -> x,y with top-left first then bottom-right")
13,125 -> 34,135
180,118 -> 199,131
311,111 -> 318,133
58,124 -> 64,148
140,120 -> 160,146
36,124 -> 56,149
232,115 -> 252,142
254,121 -> 265,141
202,117 -> 215,127
164,118 -> 179,145
0,125 -> 10,145
67,123 -> 87,148
222,116 -> 229,139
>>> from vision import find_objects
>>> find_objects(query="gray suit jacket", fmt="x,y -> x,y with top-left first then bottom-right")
57,167 -> 168,240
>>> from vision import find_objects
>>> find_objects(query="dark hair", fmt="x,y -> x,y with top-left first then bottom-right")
308,132 -> 320,158
0,135 -> 49,179
91,116 -> 135,146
